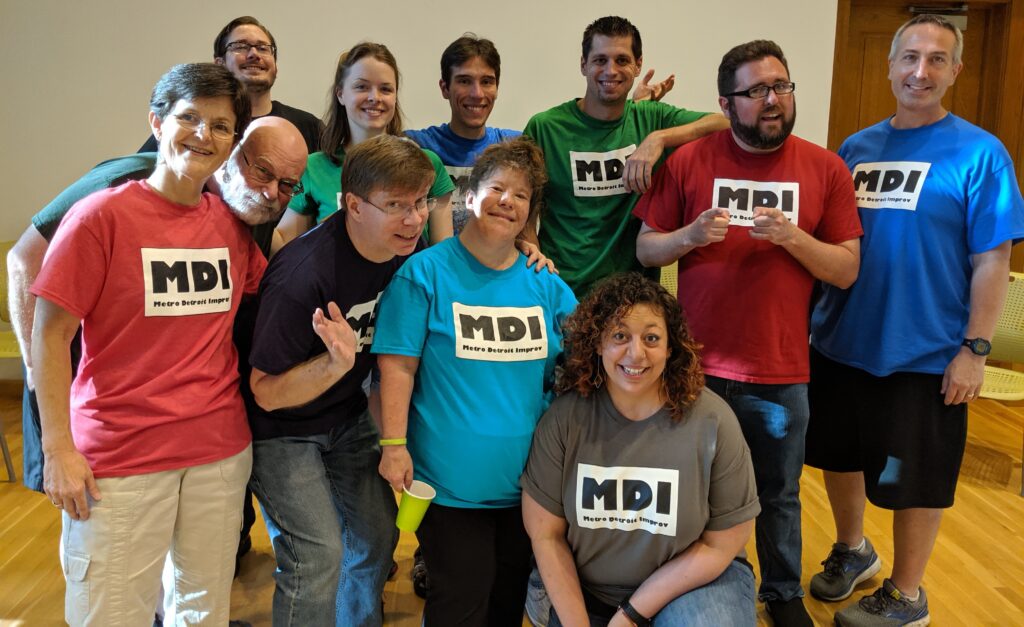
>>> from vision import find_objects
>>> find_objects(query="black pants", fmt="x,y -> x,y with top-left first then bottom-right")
417,503 -> 532,627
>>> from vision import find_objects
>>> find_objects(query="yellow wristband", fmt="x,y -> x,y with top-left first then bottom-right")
379,438 -> 407,446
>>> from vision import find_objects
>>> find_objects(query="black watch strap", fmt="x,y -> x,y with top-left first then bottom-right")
619,599 -> 652,627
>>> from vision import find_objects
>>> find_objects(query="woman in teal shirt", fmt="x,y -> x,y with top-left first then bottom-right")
274,42 -> 454,254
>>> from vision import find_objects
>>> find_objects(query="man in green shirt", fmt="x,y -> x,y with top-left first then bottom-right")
524,15 -> 728,296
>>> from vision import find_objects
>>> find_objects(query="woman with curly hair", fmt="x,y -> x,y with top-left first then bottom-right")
374,137 -> 576,626
521,273 -> 760,626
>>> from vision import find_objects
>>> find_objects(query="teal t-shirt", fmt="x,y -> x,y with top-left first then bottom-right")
288,146 -> 456,223
524,99 -> 707,296
372,237 -> 577,508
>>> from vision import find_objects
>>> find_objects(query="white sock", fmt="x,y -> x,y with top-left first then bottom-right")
902,588 -> 920,603
850,538 -> 866,552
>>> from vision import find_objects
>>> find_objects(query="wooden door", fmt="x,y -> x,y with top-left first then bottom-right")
828,0 -> 1024,270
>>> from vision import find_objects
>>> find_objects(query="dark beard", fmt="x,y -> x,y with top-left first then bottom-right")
728,101 -> 796,150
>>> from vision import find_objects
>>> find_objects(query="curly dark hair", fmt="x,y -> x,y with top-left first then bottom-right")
557,273 -> 704,421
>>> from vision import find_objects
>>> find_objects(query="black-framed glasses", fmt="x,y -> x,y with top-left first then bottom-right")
722,81 -> 796,99
225,40 -> 276,57
173,112 -> 236,141
240,150 -> 303,197
359,194 -> 438,218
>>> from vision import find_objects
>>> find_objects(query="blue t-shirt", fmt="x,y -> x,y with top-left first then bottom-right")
372,236 -> 577,508
405,124 -> 521,233
811,114 -> 1024,376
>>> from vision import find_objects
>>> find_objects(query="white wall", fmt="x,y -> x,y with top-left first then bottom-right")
0,1 -> 838,380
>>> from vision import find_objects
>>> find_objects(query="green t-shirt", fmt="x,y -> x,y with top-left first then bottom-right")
524,100 -> 707,296
288,146 -> 456,223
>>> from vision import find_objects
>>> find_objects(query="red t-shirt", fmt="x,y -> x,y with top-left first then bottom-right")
32,180 -> 267,477
635,131 -> 861,383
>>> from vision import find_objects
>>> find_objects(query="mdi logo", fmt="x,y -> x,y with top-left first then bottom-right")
346,293 -> 383,351
851,161 -> 930,211
712,178 -> 800,227
570,146 -> 636,197
453,303 -> 548,362
575,463 -> 678,536
142,248 -> 232,317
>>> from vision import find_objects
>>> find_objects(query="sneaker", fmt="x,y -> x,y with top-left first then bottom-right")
765,597 -> 813,627
835,579 -> 930,626
810,538 -> 882,601
411,548 -> 429,599
524,567 -> 550,627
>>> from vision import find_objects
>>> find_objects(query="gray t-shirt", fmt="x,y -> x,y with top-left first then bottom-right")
521,387 -> 759,606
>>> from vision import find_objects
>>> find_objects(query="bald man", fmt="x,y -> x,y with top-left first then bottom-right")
9,117 -> 308,505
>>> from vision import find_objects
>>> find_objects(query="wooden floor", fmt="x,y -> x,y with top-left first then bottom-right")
1,383 -> 1022,626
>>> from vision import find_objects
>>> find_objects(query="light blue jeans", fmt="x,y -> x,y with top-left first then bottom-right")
250,409 -> 397,627
705,377 -> 808,602
547,560 -> 756,626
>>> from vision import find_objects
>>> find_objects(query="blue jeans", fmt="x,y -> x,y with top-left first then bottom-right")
548,560 -> 756,626
705,377 -> 807,602
250,409 -> 398,627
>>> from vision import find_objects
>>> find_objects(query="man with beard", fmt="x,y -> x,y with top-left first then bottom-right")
523,15 -> 727,297
8,118 -> 307,575
140,16 -> 321,153
634,40 -> 862,627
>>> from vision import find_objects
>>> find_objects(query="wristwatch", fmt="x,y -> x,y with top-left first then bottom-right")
962,337 -> 992,356
618,600 -> 652,627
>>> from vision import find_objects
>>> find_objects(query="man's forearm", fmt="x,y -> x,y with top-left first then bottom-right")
636,225 -> 699,267
251,352 -> 349,412
652,113 -> 729,150
780,234 -> 860,288
9,226 -> 49,373
965,241 -> 1013,340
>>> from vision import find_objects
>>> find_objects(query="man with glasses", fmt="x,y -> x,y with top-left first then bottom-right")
245,135 -> 435,626
634,40 -> 862,627
140,16 -> 321,153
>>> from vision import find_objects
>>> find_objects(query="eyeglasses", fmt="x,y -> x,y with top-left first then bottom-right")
240,150 -> 303,197
722,81 -> 796,99
359,194 -> 438,218
173,112 -> 236,141
225,41 -> 276,57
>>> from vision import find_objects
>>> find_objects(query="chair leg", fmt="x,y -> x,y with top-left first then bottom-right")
0,428 -> 15,483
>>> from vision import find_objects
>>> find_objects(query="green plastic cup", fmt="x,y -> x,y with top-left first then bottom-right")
396,480 -> 436,532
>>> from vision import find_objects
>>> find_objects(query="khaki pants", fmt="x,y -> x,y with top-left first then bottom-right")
60,446 -> 252,626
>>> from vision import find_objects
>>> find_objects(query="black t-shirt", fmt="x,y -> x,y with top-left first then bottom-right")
248,215 -> 420,439
138,100 -> 323,153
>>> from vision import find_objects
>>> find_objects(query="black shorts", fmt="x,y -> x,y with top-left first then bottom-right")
805,347 -> 967,509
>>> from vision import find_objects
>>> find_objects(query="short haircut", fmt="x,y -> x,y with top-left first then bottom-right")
582,16 -> 642,60
213,16 -> 277,60
890,14 -> 963,65
322,42 -> 404,161
557,273 -> 705,422
341,135 -> 434,202
440,34 -> 501,86
149,63 -> 251,138
468,137 -> 548,225
717,39 -> 789,96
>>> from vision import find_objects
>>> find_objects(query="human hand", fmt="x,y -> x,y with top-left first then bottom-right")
312,302 -> 357,375
624,134 -> 665,194
379,446 -> 414,492
685,208 -> 730,247
941,349 -> 985,405
631,69 -> 676,102
518,240 -> 558,274
44,448 -> 101,520
749,206 -> 797,245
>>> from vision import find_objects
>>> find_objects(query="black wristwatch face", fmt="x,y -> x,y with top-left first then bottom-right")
963,338 -> 992,356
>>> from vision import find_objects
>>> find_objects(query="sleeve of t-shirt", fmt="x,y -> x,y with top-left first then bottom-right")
520,400 -> 570,517
966,152 -> 1024,253
813,155 -> 863,245
287,167 -> 319,218
370,270 -> 430,358
138,135 -> 158,153
243,237 -> 268,296
249,266 -> 323,376
33,172 -> 119,242
423,149 -> 457,198
661,103 -> 710,128
30,198 -> 109,319
705,398 -> 761,531
633,159 -> 687,233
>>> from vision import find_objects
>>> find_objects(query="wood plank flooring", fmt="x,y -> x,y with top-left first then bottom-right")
0,384 -> 1021,626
